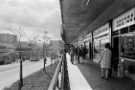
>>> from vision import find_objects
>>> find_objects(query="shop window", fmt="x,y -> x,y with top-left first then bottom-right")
112,30 -> 119,35
128,65 -> 135,74
120,36 -> 135,59
120,27 -> 128,34
129,24 -> 135,32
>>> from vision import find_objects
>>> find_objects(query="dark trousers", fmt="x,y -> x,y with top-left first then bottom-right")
71,55 -> 74,64
77,55 -> 80,63
101,68 -> 110,79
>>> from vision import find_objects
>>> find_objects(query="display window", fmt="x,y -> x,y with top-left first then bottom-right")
120,34 -> 135,59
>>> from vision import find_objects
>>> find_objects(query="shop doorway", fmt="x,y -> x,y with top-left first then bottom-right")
112,36 -> 120,71
89,42 -> 92,60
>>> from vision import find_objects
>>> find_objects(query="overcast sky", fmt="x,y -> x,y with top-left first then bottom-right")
0,0 -> 61,41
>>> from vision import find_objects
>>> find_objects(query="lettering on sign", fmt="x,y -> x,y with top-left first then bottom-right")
93,23 -> 110,36
113,7 -> 135,31
93,23 -> 110,39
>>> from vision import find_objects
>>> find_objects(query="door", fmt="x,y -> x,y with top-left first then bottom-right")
89,41 -> 92,60
112,36 -> 120,71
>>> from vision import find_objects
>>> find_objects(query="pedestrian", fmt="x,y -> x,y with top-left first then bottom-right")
79,45 -> 83,59
70,46 -> 75,64
43,57 -> 47,71
99,43 -> 112,80
89,42 -> 92,60
74,46 -> 78,64
82,44 -> 88,59
76,46 -> 80,64
44,57 -> 47,64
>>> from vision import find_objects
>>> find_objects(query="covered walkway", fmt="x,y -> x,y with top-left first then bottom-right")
66,53 -> 135,90
66,53 -> 92,90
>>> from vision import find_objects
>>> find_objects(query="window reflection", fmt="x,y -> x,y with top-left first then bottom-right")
120,35 -> 135,59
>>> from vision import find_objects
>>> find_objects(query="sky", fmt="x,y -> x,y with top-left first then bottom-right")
0,0 -> 62,41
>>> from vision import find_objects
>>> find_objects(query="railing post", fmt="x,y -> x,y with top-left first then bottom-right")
48,53 -> 70,90
63,53 -> 70,90
55,79 -> 59,90
61,56 -> 64,90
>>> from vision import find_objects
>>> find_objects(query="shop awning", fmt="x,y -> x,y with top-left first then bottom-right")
59,0 -> 135,43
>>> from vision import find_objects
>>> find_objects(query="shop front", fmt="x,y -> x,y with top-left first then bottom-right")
112,7 -> 135,79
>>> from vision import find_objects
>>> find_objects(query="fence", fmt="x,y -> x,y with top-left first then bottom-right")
48,53 -> 70,90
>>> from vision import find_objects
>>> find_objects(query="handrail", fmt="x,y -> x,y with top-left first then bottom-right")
48,57 -> 62,90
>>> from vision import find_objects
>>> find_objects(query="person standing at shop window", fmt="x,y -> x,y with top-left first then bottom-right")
76,46 -> 80,64
83,43 -> 88,59
99,43 -> 112,80
70,46 -> 75,64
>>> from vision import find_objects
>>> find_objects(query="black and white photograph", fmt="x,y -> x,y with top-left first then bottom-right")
0,0 -> 135,90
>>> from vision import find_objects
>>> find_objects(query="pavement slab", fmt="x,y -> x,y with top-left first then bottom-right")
77,62 -> 135,90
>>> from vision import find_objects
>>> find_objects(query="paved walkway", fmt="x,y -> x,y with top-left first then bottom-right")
66,54 -> 135,90
66,53 -> 92,90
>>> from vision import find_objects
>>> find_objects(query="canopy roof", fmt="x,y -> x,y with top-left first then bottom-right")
60,0 -> 135,43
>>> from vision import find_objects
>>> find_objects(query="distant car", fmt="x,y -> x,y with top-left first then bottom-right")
30,57 -> 40,62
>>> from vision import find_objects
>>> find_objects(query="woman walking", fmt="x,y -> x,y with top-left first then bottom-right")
70,46 -> 75,64
99,43 -> 112,80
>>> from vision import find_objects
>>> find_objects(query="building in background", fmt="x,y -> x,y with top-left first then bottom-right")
0,33 -> 17,64
46,40 -> 64,59
0,33 -> 17,47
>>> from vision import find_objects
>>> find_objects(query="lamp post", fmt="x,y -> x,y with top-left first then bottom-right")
16,26 -> 23,90
19,48 -> 23,89
9,26 -> 31,89
43,40 -> 46,71
17,35 -> 23,90
38,39 -> 46,71
43,31 -> 48,71
38,31 -> 48,71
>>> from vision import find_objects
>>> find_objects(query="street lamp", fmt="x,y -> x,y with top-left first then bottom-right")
38,39 -> 46,71
13,26 -> 24,90
7,26 -> 23,89
42,31 -> 48,71
18,40 -> 23,89
15,36 -> 23,90
8,26 -> 32,89
37,31 -> 48,71
43,40 -> 46,71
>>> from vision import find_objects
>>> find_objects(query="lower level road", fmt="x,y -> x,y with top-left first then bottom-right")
0,60 -> 51,90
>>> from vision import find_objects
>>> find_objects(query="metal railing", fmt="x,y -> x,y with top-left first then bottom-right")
48,53 -> 70,90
